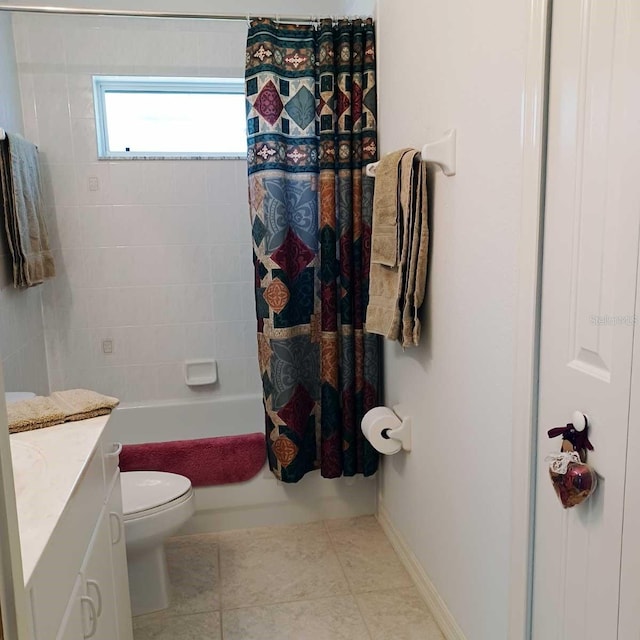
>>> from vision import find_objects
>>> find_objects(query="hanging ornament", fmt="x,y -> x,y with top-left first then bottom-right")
546,413 -> 597,509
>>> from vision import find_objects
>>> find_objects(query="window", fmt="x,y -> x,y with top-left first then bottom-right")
93,76 -> 247,159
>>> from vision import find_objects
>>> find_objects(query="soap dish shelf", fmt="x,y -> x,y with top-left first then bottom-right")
184,359 -> 218,386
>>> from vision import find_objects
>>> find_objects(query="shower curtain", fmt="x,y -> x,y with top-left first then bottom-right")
246,18 -> 380,483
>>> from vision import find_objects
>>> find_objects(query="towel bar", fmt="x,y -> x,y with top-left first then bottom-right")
365,129 -> 457,178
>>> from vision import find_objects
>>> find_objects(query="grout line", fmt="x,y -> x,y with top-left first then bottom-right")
322,519 -> 374,640
217,536 -> 224,640
219,588 -> 356,613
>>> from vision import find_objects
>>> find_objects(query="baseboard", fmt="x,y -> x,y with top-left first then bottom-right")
377,502 -> 467,640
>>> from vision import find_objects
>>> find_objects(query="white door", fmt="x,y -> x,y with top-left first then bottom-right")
106,471 -> 134,640
56,576 -> 89,640
81,507 -> 119,640
618,16 -> 640,628
531,0 -> 640,638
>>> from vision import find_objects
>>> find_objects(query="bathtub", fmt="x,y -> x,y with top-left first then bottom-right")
107,394 -> 377,533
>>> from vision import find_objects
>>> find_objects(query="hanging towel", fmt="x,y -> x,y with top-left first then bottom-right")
7,389 -> 119,434
366,149 -> 429,347
0,133 -> 55,288
401,155 -> 429,347
370,148 -> 411,267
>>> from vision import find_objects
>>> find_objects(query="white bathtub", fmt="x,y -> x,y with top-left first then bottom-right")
107,394 -> 377,533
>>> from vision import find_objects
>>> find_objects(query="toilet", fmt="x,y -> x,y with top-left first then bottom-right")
121,471 -> 195,617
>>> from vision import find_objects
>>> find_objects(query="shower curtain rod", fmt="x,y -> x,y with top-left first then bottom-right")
0,4 -> 369,23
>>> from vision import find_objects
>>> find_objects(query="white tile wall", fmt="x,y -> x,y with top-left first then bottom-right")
0,13 -> 49,396
13,14 -> 261,404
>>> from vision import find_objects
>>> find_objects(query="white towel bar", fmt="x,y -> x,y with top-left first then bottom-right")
365,129 -> 457,178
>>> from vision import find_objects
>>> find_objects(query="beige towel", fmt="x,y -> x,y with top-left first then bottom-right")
366,149 -> 429,347
370,149 -> 412,267
0,133 -> 55,288
8,389 -> 119,434
401,159 -> 429,347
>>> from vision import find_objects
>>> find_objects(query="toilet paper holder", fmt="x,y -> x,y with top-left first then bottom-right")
381,405 -> 412,452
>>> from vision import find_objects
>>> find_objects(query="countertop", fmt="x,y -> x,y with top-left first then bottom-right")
9,415 -> 109,585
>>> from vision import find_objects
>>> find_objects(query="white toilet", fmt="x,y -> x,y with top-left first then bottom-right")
121,471 -> 195,617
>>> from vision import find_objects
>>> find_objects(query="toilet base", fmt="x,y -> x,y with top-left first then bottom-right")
127,544 -> 171,617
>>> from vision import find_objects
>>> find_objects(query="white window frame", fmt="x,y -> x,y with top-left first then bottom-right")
92,76 -> 246,160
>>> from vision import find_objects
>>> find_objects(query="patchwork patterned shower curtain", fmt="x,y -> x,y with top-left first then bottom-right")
246,18 -> 379,482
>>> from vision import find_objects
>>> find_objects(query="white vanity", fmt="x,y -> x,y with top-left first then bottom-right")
10,416 -> 133,640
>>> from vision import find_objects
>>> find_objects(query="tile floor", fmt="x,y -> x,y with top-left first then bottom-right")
132,516 -> 446,640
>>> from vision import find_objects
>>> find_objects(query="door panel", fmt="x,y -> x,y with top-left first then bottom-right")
55,577 -> 86,640
614,3 -> 640,636
81,507 -> 118,640
531,1 -> 640,638
107,472 -> 133,640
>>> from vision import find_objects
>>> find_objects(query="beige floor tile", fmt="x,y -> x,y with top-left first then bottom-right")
326,516 -> 413,593
357,588 -> 445,640
165,534 -> 220,614
133,611 -> 221,640
325,515 -> 380,531
218,520 -> 327,542
218,522 -> 350,609
221,596 -> 371,640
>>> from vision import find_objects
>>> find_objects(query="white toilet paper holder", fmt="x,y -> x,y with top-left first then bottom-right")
381,405 -> 412,452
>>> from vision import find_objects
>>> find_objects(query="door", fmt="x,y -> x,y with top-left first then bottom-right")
106,471 -> 133,640
55,576 -> 90,640
531,1 -> 640,639
81,507 -> 119,640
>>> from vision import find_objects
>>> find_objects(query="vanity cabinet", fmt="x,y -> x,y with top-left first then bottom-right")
25,431 -> 133,640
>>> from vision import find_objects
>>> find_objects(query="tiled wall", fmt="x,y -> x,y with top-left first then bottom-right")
0,13 -> 49,396
12,14 -> 261,404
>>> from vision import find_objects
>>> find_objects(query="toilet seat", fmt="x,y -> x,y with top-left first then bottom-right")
123,488 -> 194,521
121,471 -> 192,518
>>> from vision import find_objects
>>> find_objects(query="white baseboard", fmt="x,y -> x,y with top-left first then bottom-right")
377,502 -> 467,640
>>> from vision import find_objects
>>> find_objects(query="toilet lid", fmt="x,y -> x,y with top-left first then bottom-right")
121,471 -> 192,516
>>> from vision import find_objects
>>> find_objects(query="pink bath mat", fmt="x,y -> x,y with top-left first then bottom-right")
119,432 -> 266,486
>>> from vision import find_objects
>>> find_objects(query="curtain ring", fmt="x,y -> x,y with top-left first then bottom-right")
246,14 -> 251,27
275,14 -> 281,25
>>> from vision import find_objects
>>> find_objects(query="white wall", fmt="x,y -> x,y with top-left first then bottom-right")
0,13 -> 49,395
13,13 -> 259,404
376,1 -> 528,639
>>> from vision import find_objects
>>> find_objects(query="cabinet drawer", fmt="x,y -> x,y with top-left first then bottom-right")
29,446 -> 104,639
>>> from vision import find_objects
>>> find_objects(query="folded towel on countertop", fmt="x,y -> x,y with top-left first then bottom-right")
0,132 -> 55,288
7,389 -> 119,434
366,148 -> 429,347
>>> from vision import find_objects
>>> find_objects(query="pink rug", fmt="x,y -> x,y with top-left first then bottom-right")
119,432 -> 266,487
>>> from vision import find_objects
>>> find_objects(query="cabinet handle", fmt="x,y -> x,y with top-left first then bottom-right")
109,511 -> 124,545
86,579 -> 102,617
105,442 -> 123,459
81,596 -> 98,639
